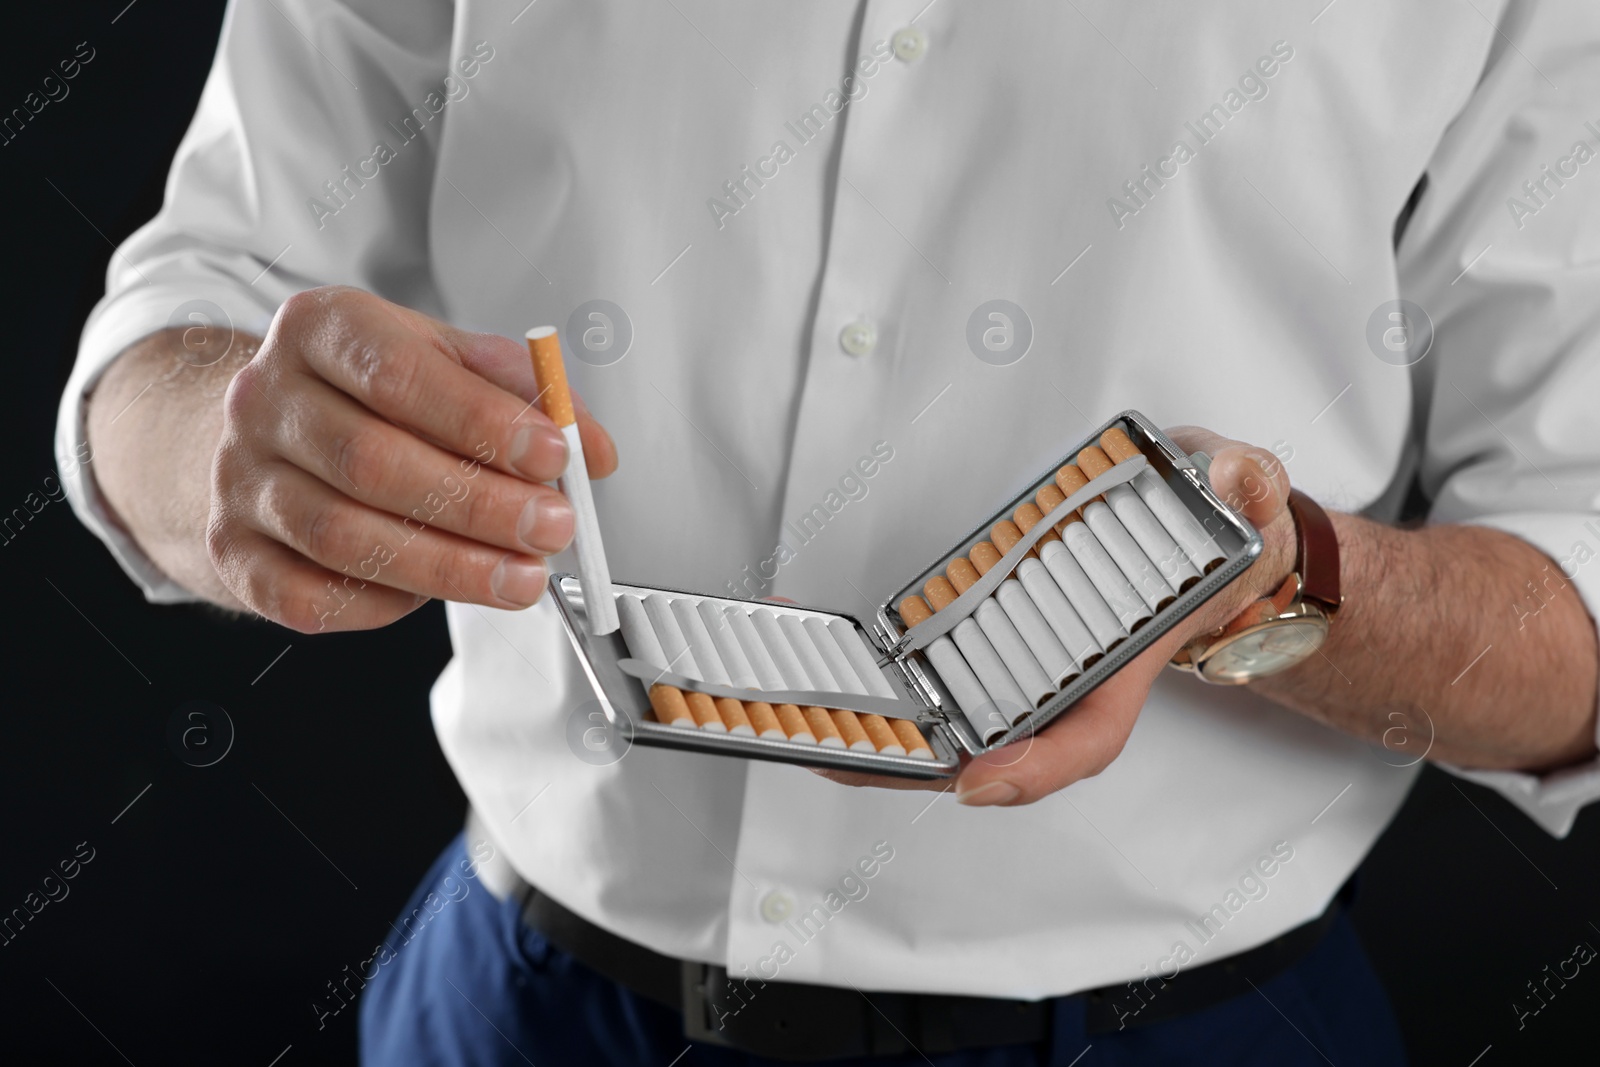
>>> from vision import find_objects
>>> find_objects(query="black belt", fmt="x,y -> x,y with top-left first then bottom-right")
516,878 -> 1352,1061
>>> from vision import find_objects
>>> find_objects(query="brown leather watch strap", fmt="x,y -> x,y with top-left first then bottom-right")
1288,489 -> 1341,614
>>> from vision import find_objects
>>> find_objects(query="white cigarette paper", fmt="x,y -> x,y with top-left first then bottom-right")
995,579 -> 1077,688
1133,467 -> 1227,572
1105,484 -> 1201,591
1082,501 -> 1175,612
804,617 -> 866,696
1038,540 -> 1126,649
559,425 -> 618,633
779,614 -> 839,691
1014,558 -> 1101,673
922,635 -> 994,735
697,601 -> 759,689
672,598 -> 731,686
728,609 -> 788,690
826,618 -> 899,699
950,619 -> 1032,742
1061,523 -> 1151,632
616,595 -> 666,668
973,599 -> 1054,709
642,593 -> 700,679
752,609 -> 813,690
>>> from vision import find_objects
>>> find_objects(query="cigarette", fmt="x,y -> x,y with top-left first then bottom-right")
672,598 -> 731,686
898,594 -> 996,740
947,558 -> 1054,710
648,684 -> 696,728
715,697 -> 756,736
618,594 -> 668,670
992,520 -> 1103,672
888,717 -> 935,759
858,713 -> 905,755
1101,427 -> 1227,573
825,617 -> 899,699
744,700 -> 787,740
642,593 -> 700,678
697,601 -> 760,689
753,609 -> 814,690
684,690 -> 726,732
727,608 -> 788,690
804,616 -> 867,695
778,614 -> 838,690
1030,485 -> 1144,638
1040,478 -> 1158,630
1078,446 -> 1201,593
1014,500 -> 1125,650
1056,463 -> 1176,613
526,327 -> 617,634
969,541 -> 1078,688
803,706 -> 846,748
773,703 -> 816,744
830,709 -> 876,752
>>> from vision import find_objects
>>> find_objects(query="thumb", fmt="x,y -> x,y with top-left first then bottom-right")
1201,443 -> 1291,532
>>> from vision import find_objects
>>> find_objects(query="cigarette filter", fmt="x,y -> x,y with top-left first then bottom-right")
745,701 -> 787,740
715,697 -> 755,736
527,327 -> 618,634
648,684 -> 696,728
773,703 -> 816,743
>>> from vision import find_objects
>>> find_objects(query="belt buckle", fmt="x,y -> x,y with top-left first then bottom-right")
680,960 -> 735,1048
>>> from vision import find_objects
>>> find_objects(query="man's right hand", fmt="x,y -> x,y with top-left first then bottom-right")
89,286 -> 616,633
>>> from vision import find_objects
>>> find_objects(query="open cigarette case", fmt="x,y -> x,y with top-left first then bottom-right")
549,411 -> 1262,779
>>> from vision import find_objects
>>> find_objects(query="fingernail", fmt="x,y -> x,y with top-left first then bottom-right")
510,425 -> 568,480
490,555 -> 546,606
518,496 -> 574,554
956,781 -> 1020,807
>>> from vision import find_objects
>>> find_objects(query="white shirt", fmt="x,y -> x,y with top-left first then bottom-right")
57,0 -> 1600,999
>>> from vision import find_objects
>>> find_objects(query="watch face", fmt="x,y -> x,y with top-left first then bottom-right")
1198,616 -> 1330,684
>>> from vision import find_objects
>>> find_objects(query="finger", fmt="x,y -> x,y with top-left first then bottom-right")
241,460 -> 551,609
281,293 -> 570,483
266,377 -> 575,555
209,524 -> 428,633
1204,443 -> 1292,530
414,316 -> 619,480
954,655 -> 1164,805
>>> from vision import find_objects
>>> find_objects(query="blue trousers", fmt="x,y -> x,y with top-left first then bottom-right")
360,833 -> 1407,1066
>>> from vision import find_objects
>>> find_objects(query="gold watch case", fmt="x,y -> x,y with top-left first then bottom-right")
1171,572 -> 1333,685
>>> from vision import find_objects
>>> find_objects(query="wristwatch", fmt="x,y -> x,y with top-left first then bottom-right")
1171,489 -> 1342,684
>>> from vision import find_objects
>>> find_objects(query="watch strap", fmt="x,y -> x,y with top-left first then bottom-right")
1289,489 -> 1340,613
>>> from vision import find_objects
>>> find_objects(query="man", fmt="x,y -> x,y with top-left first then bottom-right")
59,1 -> 1600,1063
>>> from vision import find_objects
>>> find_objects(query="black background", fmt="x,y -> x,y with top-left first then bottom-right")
1,3 -> 1595,1064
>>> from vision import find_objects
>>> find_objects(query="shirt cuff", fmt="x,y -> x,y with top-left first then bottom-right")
54,278 -> 277,605
1442,512 -> 1600,837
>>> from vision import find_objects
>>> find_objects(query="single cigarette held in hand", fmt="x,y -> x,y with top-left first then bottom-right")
527,327 -> 618,634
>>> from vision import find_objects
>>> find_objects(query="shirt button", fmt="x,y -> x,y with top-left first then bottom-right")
839,320 -> 877,357
892,26 -> 928,62
759,891 -> 794,924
